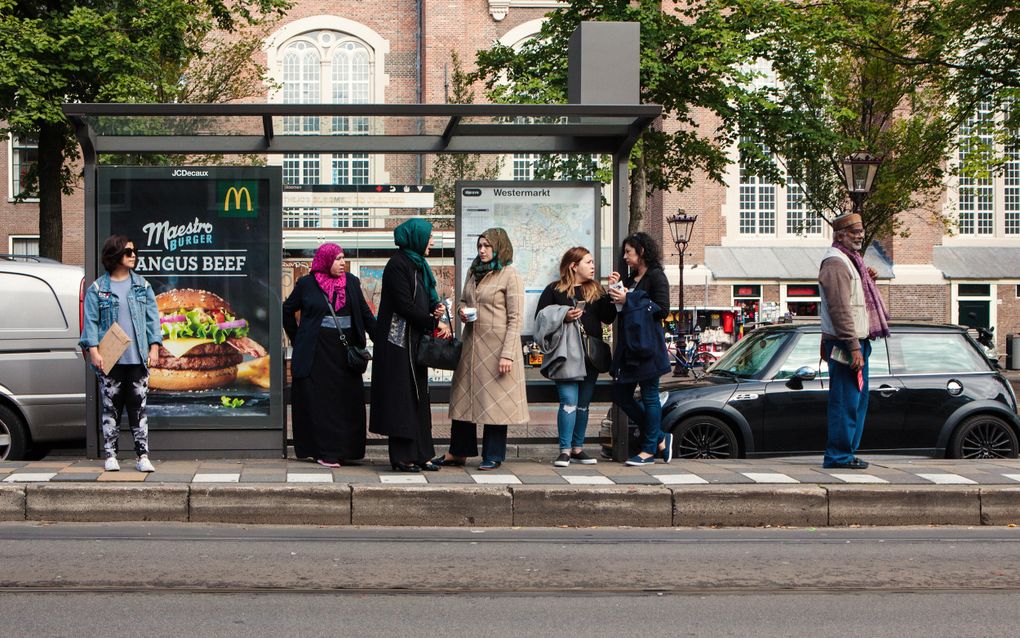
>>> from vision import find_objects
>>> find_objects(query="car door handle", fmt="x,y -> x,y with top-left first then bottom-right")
876,384 -> 899,395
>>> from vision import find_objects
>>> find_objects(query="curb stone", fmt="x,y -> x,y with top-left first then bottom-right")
25,484 -> 189,522
0,485 -> 26,521
352,485 -> 512,526
511,485 -> 672,527
672,485 -> 828,527
189,484 -> 352,525
978,486 -> 1020,525
826,485 -> 981,526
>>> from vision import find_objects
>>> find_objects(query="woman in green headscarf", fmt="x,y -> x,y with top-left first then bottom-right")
369,218 -> 451,472
435,227 -> 529,470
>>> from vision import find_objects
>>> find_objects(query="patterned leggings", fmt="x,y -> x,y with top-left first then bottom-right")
99,364 -> 150,458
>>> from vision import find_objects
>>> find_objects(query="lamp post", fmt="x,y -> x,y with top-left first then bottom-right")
841,151 -> 880,214
666,209 -> 698,376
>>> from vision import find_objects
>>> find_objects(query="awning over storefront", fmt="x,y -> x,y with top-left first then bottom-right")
933,247 -> 1020,279
704,245 -> 894,280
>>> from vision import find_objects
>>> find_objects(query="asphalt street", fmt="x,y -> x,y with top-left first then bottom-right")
1,524 -> 1019,636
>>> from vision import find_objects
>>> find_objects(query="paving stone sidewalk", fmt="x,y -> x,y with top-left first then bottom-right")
5,455 -> 1020,487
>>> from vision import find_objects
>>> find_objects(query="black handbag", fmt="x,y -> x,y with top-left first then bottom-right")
416,305 -> 462,370
323,293 -> 372,374
579,323 -> 612,373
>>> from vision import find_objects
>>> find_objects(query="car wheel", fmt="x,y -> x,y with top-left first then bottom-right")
671,415 -> 739,459
0,404 -> 30,461
949,415 -> 1019,459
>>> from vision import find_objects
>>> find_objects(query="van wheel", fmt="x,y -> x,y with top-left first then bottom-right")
0,405 -> 30,461
949,415 -> 1019,459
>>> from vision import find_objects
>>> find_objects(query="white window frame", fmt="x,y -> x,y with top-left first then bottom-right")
7,234 -> 40,255
267,17 -> 391,231
782,282 -> 822,316
944,101 -> 1020,243
7,136 -> 39,202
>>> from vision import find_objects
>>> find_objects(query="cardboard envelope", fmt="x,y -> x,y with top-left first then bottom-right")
97,323 -> 132,375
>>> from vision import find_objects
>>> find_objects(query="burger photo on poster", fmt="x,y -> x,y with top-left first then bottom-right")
152,289 -> 267,391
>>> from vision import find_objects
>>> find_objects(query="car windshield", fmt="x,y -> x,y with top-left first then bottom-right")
710,330 -> 791,378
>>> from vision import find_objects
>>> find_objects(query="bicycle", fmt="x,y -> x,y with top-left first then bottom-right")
670,329 -> 718,378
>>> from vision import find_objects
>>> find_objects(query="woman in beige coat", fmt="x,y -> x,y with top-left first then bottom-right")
434,228 -> 528,470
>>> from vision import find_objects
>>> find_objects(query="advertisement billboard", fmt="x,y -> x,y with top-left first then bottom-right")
97,167 -> 282,428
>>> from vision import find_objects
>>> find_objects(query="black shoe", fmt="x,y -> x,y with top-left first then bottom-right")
823,458 -> 869,470
391,462 -> 421,473
478,459 -> 501,471
553,453 -> 571,467
569,450 -> 597,465
430,454 -> 466,467
419,461 -> 441,471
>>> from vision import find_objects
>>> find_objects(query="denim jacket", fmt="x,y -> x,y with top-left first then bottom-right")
79,271 -> 162,368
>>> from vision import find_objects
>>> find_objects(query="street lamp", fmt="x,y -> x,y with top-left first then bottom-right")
666,209 -> 698,376
841,151 -> 880,213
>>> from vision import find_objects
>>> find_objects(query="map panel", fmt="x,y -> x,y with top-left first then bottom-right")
456,182 -> 600,336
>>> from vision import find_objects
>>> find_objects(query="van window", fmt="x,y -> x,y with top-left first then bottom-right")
0,273 -> 67,330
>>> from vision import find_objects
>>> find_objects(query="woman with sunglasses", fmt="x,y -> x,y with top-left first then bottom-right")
80,235 -> 162,473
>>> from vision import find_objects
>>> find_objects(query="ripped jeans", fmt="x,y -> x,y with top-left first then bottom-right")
554,370 -> 598,451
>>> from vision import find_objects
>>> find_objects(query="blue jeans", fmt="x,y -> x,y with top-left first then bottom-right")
555,371 -> 598,451
824,339 -> 871,466
449,420 -> 508,463
613,376 -> 663,455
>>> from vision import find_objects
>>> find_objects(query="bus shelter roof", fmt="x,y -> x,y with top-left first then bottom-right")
62,103 -> 662,156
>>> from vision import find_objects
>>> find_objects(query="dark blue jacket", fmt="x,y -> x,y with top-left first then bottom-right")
611,289 -> 671,383
283,273 -> 377,379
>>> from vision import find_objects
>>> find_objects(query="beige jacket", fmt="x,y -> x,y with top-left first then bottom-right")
449,266 -> 529,426
819,247 -> 869,351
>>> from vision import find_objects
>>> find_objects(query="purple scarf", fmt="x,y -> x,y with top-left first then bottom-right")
311,243 -> 347,311
832,241 -> 890,339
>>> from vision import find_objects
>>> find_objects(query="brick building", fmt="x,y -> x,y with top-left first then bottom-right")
3,1 -> 1018,359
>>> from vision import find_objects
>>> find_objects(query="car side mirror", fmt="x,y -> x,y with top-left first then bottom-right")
785,366 -> 817,389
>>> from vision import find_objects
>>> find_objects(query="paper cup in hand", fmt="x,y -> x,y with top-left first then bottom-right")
462,307 -> 478,322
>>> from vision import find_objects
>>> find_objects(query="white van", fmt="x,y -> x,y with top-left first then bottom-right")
0,256 -> 86,459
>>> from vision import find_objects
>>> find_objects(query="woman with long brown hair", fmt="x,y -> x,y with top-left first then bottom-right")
535,247 -> 616,466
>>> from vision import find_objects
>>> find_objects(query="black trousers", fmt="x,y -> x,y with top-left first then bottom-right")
448,420 -> 508,462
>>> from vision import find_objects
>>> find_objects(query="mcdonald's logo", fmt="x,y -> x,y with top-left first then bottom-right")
217,181 -> 258,217
224,187 -> 252,212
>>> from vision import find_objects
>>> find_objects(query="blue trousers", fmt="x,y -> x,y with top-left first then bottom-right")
554,371 -> 598,451
824,339 -> 871,466
613,376 -> 663,455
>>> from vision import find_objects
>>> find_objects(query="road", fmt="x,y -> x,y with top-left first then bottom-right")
1,524 -> 1019,637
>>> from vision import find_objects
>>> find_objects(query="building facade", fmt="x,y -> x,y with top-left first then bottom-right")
2,0 -> 1018,358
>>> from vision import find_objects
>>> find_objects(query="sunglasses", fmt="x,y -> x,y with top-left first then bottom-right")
121,248 -> 136,257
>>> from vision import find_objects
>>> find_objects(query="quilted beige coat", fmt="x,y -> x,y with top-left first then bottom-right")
449,266 -> 529,425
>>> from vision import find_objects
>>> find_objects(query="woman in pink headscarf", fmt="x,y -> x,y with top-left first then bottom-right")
283,243 -> 377,467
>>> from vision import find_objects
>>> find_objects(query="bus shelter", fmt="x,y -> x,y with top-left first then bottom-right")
63,101 -> 661,460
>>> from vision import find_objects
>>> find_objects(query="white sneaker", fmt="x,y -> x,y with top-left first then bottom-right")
104,456 -> 120,472
135,456 -> 155,473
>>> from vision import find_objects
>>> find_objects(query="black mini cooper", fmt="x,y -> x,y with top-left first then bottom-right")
635,323 -> 1019,459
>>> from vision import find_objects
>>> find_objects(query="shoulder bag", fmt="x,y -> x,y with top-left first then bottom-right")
416,304 -> 462,370
323,293 -> 372,374
578,322 -> 612,373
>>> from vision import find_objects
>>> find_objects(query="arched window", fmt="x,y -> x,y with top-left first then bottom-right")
272,25 -> 385,228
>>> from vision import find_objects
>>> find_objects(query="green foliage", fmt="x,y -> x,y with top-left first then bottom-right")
0,0 -> 290,258
427,51 -> 502,230
472,0 -> 757,230
723,0 -> 984,245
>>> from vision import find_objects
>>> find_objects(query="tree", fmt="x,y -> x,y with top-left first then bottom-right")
0,0 -> 290,261
724,0 -> 993,247
472,0 -> 759,233
427,52 -> 502,230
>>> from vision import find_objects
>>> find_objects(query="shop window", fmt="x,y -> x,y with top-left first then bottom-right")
732,284 -> 762,325
786,284 -> 820,317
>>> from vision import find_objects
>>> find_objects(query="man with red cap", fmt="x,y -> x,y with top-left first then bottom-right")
819,213 -> 891,469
